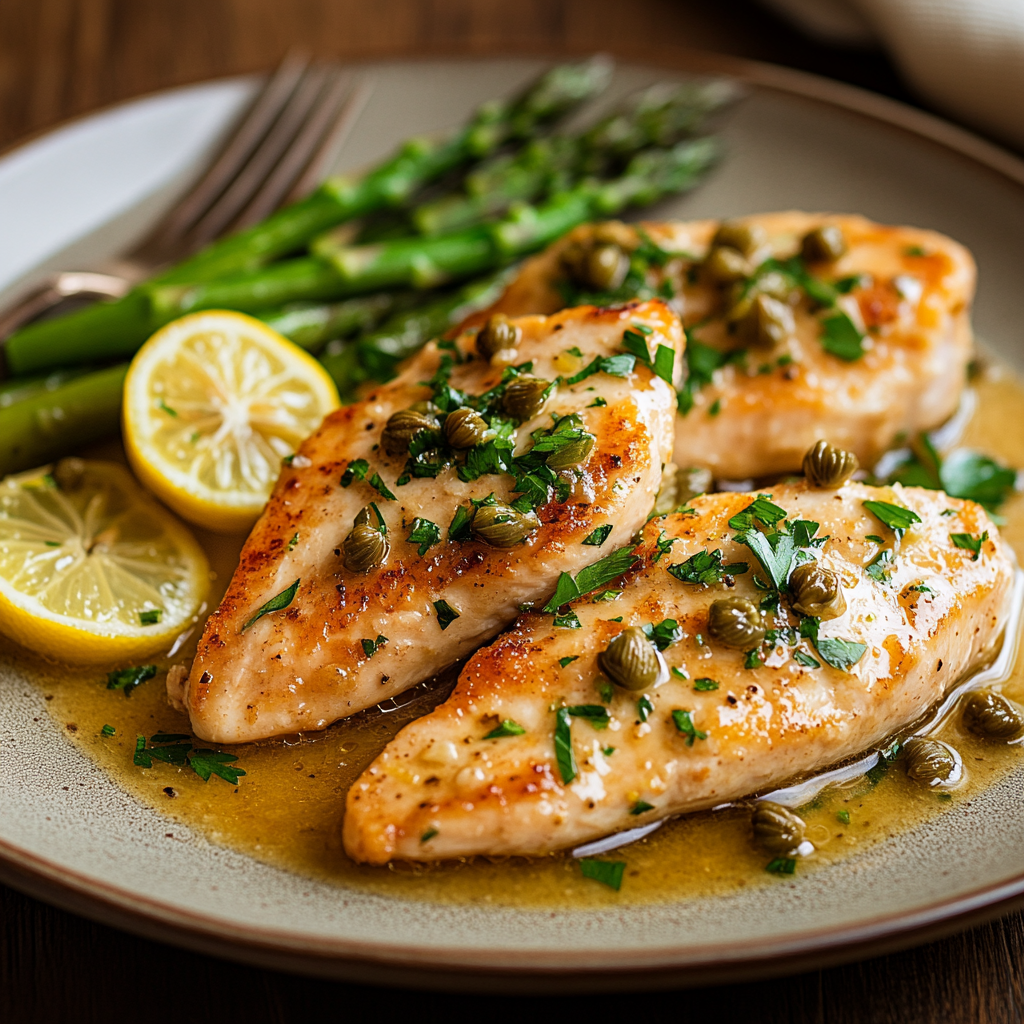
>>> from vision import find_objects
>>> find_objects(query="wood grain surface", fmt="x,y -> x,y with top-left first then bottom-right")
0,3 -> 1021,1022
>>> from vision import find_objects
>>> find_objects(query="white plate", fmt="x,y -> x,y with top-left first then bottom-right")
2,54 -> 1024,992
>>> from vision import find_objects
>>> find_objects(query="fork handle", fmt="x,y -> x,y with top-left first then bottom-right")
0,272 -> 131,345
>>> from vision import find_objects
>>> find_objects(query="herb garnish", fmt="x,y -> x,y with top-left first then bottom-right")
554,707 -> 577,783
107,664 -> 157,696
671,708 -> 706,746
637,695 -> 654,722
484,720 -> 526,738
558,656 -> 578,668
568,705 -> 610,729
583,525 -> 613,547
138,609 -> 162,626
157,398 -> 178,417
766,857 -> 797,875
101,724 -> 115,737
241,578 -> 300,632
667,548 -> 748,586
799,616 -> 867,671
693,678 -> 719,691
133,733 -> 245,784
793,650 -> 821,669
340,458 -> 369,487
579,858 -> 625,890
565,353 -> 636,386
542,547 -> 638,614
836,809 -> 851,824
677,336 -> 728,415
433,599 -> 460,630
865,549 -> 895,583
728,494 -> 787,531
361,635 -> 388,658
951,531 -> 988,561
591,589 -> 621,602
631,800 -> 655,815
421,827 -> 439,843
407,517 -> 441,555
643,618 -> 682,651
819,311 -> 865,361
863,499 -> 921,537
287,532 -> 299,551
621,327 -> 675,384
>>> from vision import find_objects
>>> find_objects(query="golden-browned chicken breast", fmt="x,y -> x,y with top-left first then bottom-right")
178,300 -> 683,743
344,479 -> 1013,863
463,212 -> 975,480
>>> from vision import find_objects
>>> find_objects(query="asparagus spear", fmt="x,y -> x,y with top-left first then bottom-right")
412,80 -> 735,237
4,57 -> 612,376
317,138 -> 719,293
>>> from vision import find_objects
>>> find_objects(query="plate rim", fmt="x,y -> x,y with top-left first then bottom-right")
3,46 -> 1024,988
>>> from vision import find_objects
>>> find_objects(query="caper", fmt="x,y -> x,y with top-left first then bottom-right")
470,502 -> 540,548
802,440 -> 859,488
801,225 -> 848,263
343,506 -> 390,573
789,562 -> 846,620
703,245 -> 750,284
962,690 -> 1024,740
751,801 -> 806,855
707,597 -> 765,649
476,313 -> 522,362
561,240 -> 630,292
381,408 -> 439,456
501,376 -> 552,422
546,432 -> 595,471
443,407 -> 489,449
712,219 -> 766,257
903,738 -> 962,788
598,626 -> 663,691
734,293 -> 795,347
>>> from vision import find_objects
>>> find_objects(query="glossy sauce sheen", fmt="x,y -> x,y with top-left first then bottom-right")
35,364 -> 1024,909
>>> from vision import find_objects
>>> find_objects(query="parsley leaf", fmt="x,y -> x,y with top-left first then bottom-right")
565,353 -> 636,385
407,517 -> 441,555
558,655 -> 578,668
583,525 -> 613,547
361,635 -> 388,658
651,530 -> 676,563
107,664 -> 157,696
591,589 -> 622,602
733,529 -> 797,591
421,827 -> 439,843
819,311 -> 865,361
241,579 -> 300,632
793,650 -> 821,668
766,857 -> 797,875
728,494 -> 787,531
189,749 -> 246,784
138,609 -> 162,626
863,499 -> 922,537
433,599 -> 460,630
340,458 -> 369,487
677,337 -> 728,415
555,707 -> 577,783
637,695 -> 654,722
542,547 -> 638,613
672,708 -> 707,746
865,549 -> 894,583
951,531 -> 988,560
798,615 -> 866,670
448,505 -> 474,541
553,609 -> 582,629
368,472 -> 396,501
485,719 -> 526,739
631,800 -> 655,815
579,858 -> 625,890
568,704 -> 610,729
693,678 -> 719,691
643,618 -> 682,651
667,548 -> 748,586
101,724 -> 115,737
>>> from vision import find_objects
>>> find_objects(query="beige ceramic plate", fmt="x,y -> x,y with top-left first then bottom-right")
2,53 -> 1024,992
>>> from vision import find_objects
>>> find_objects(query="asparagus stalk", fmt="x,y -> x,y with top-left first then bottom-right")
318,138 -> 720,293
4,57 -> 612,376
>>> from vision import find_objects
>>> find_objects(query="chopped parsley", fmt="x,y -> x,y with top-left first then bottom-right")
677,336 -> 728,415
587,396 -> 607,408
368,472 -> 397,501
568,704 -> 610,729
133,734 -> 245,784
554,609 -> 582,629
559,656 -> 579,668
596,679 -> 614,703
602,746 -> 616,756
637,695 -> 654,722
138,609 -> 162,626
907,583 -> 933,595
734,528 -> 797,592
630,800 -> 655,816
693,678 -> 719,691
819,311 -> 865,361
708,398 -> 721,417
554,707 -> 577,783
863,499 -> 922,537
621,327 -> 675,384
766,857 -> 797,875
865,534 -> 884,544
407,517 -> 441,555
671,708 -> 706,746
484,720 -> 526,739
744,648 -> 763,669
836,809 -> 851,824
157,398 -> 178,417
671,666 -> 689,680
865,549 -> 895,583
287,532 -> 299,551
107,664 -> 157,696
360,635 -> 388,658
421,827 -> 439,843
643,618 -> 682,651
582,525 -> 613,547
542,547 -> 638,613
241,578 -> 300,632
565,353 -> 636,386
651,530 -> 676,563
579,858 -> 625,890
799,616 -> 867,671
433,599 -> 460,630
100,724 -> 115,737
793,650 -> 821,669
728,494 -> 787,531
951,531 -> 988,561
340,458 -> 370,487
591,589 -> 621,602
667,548 -> 748,586
904,245 -> 926,257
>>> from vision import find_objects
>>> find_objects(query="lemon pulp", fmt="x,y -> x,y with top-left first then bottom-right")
123,310 -> 339,532
0,459 -> 209,663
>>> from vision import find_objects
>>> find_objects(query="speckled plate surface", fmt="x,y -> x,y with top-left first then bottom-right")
2,53 -> 1024,992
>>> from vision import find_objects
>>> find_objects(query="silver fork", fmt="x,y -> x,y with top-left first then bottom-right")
0,53 -> 371,344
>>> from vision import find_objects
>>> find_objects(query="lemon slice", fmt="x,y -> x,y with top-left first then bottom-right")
0,459 -> 209,664
123,310 -> 339,532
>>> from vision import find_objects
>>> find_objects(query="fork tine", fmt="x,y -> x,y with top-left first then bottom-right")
143,51 -> 309,255
286,77 -> 373,203
231,70 -> 363,230
185,64 -> 332,249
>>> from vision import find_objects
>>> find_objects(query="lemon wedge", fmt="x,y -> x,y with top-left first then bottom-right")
123,310 -> 339,532
0,459 -> 209,664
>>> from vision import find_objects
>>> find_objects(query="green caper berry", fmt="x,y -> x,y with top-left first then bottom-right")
545,432 -> 595,471
587,243 -> 631,292
751,801 -> 806,855
802,440 -> 859,488
962,690 -> 1024,740
801,225 -> 848,263
343,507 -> 390,573
735,293 -> 795,347
470,502 -> 540,548
703,245 -> 750,284
707,597 -> 765,649
381,408 -> 439,456
501,376 -> 552,422
476,313 -> 522,361
443,407 -> 489,449
712,220 -> 766,257
789,562 -> 846,620
903,738 -> 961,788
598,626 -> 662,691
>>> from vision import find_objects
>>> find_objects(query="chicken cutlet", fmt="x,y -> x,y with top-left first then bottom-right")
176,300 -> 682,743
462,212 -> 975,480
344,475 -> 1013,863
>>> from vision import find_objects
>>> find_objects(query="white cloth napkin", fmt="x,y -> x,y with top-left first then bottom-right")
760,0 -> 1024,150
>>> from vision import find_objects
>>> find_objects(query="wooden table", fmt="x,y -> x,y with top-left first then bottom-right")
1,3 -> 1021,1020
